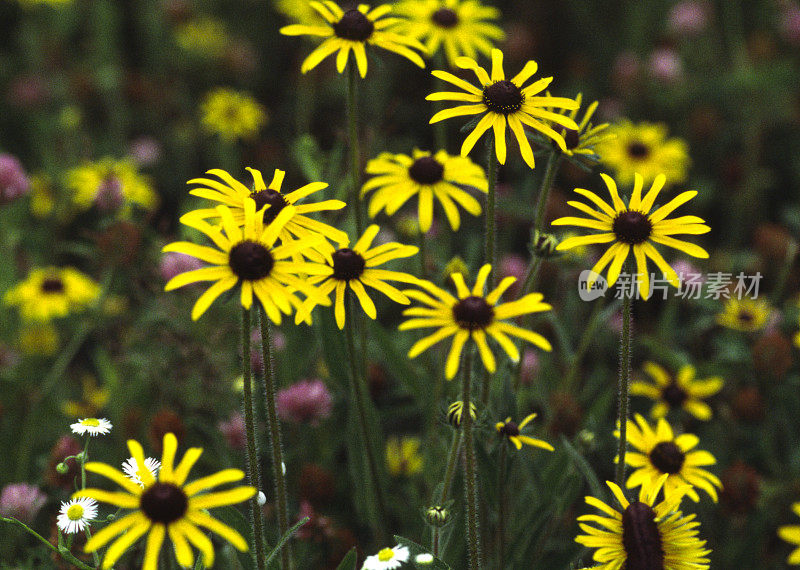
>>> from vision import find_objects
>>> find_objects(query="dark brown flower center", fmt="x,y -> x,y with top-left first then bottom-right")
229,240 -> 274,281
41,278 -> 65,294
452,295 -> 494,330
627,141 -> 650,159
662,382 -> 688,408
498,421 -> 519,437
737,310 -> 754,323
612,210 -> 653,245
649,441 -> 685,474
331,248 -> 366,281
431,8 -> 458,28
408,156 -> 444,185
622,501 -> 665,570
333,9 -> 374,42
482,80 -> 524,115
250,189 -> 288,224
140,482 -> 188,524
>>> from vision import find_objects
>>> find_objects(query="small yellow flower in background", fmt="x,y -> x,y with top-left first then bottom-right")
4,267 -> 101,321
362,149 -> 487,232
164,200 -> 331,322
62,375 -> 110,418
716,296 -> 771,332
779,503 -> 800,565
597,119 -> 690,186
495,413 -> 553,452
181,167 -> 347,262
15,0 -> 72,8
18,321 -> 59,356
386,436 -> 423,477
616,414 -> 722,503
427,48 -> 579,169
575,475 -> 711,569
199,88 -> 267,142
274,0 -> 325,24
552,172 -> 710,300
543,93 -> 614,162
175,17 -> 230,59
392,0 -> 504,66
73,433 -> 256,570
300,224 -> 420,329
280,1 -> 426,78
66,157 -> 157,213
631,361 -> 722,421
401,263 -> 552,380
28,172 -> 56,218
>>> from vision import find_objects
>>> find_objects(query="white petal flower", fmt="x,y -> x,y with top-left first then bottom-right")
415,553 -> 434,565
121,456 -> 161,487
362,545 -> 410,570
70,418 -> 113,436
56,497 -> 98,534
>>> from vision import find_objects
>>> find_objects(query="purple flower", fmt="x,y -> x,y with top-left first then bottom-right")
647,48 -> 684,83
276,379 -> 332,425
781,5 -> 800,45
668,1 -> 710,36
0,483 -> 46,524
519,349 -> 540,386
128,137 -> 162,167
0,154 -> 30,204
218,413 -> 246,450
160,252 -> 204,282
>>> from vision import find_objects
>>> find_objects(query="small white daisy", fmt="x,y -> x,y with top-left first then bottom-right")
121,456 -> 161,487
56,497 -> 97,534
70,417 -> 112,436
362,545 -> 410,570
415,553 -> 434,565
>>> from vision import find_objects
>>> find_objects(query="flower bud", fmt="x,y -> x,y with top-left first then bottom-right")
424,505 -> 450,528
531,231 -> 560,258
446,400 -> 477,428
55,462 -> 69,474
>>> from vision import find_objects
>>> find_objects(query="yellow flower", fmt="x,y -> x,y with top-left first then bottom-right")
181,167 -> 347,262
386,436 -> 423,476
392,0 -> 504,67
62,375 -> 110,418
163,201 -> 330,321
4,267 -> 101,321
300,224 -> 420,329
280,1 -> 426,78
66,157 -> 157,213
174,17 -> 230,59
597,119 -> 690,186
401,263 -> 552,380
200,88 -> 267,142
446,400 -> 476,427
779,503 -> 800,565
716,296 -> 771,332
274,0 -> 325,24
18,322 -> 59,356
552,172 -> 710,300
362,149 -> 487,232
73,433 -> 256,569
427,48 -> 579,169
28,172 -> 56,218
631,361 -> 722,421
495,413 -> 553,452
617,414 -> 722,503
543,92 -> 614,163
575,475 -> 711,569
16,0 -> 71,7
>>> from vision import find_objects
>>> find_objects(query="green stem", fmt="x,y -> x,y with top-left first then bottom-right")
614,281 -> 633,487
417,229 -> 427,278
485,144 -> 498,287
438,430 -> 462,505
344,294 -> 387,543
497,443 -> 507,570
460,347 -> 481,570
0,517 -> 94,570
258,310 -> 292,570
771,240 -> 798,304
348,65 -> 364,236
241,308 -> 267,570
533,152 -> 562,235
562,298 -> 609,393
511,257 -> 543,392
432,527 -> 440,559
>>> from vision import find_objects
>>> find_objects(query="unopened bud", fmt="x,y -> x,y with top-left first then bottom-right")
55,462 -> 69,474
531,231 -> 560,259
424,505 -> 450,527
446,400 -> 477,428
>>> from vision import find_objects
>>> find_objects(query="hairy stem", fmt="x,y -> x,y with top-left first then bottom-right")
348,64 -> 364,235
615,284 -> 633,487
461,347 -> 481,569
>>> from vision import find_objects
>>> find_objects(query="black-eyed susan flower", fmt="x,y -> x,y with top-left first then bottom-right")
631,361 -> 722,421
541,93 -> 614,165
73,433 -> 256,569
199,88 -> 267,142
280,2 -> 426,78
597,119 -> 690,185
575,476 -> 711,569
181,167 -> 347,261
427,48 -> 579,169
362,149 -> 487,232
446,400 -> 477,428
56,497 -> 98,534
66,157 -> 157,213
163,201 -> 330,321
495,413 -> 553,452
401,263 -> 552,380
62,375 -> 109,418
393,0 -> 504,66
385,436 -> 424,477
617,414 -> 722,502
716,296 -> 771,332
779,503 -> 800,565
274,0 -> 325,24
3,267 -> 101,321
300,224 -> 419,328
70,418 -> 113,437
552,172 -> 710,300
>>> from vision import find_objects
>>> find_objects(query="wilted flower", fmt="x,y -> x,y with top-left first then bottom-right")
0,483 -> 46,524
276,379 -> 333,425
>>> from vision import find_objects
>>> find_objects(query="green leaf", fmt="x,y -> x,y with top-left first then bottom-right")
560,435 -> 603,498
393,535 -> 451,569
264,517 -> 310,567
334,547 -> 358,570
